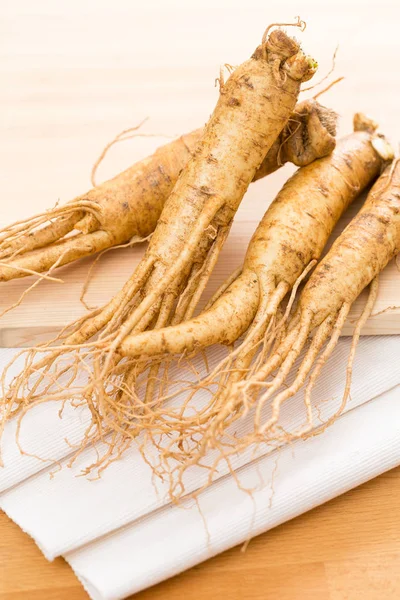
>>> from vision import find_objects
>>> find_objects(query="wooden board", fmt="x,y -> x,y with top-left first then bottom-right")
2,466 -> 400,599
2,1 -> 400,598
0,194 -> 399,347
2,1 -> 400,347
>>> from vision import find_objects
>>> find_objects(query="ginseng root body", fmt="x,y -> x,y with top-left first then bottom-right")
242,159 -> 400,437
112,115 -> 393,495
120,114 -> 387,360
0,101 -> 334,283
1,25 -> 317,457
193,158 -> 400,492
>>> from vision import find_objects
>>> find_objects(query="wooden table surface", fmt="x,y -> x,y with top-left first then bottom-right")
1,466 -> 400,599
2,0 -> 400,343
2,1 -> 400,598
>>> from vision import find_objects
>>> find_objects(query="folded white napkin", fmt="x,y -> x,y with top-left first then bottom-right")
67,384 -> 400,600
1,336 -> 400,599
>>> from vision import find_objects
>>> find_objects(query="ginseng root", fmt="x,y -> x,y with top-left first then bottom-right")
1,24 -> 317,447
189,157 -> 400,489
111,113 -> 393,491
0,99 -> 334,285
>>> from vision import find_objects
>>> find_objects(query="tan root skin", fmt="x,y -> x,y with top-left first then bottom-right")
120,113 -> 385,359
253,98 -> 337,180
133,29 -> 315,311
209,158 -> 400,480
248,158 -> 400,418
78,28 -> 315,350
1,27 -> 318,449
115,115 -> 395,499
303,160 -> 400,326
0,98 -> 335,283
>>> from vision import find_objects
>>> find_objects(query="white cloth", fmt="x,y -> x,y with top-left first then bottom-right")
68,384 -> 400,600
0,336 -> 400,599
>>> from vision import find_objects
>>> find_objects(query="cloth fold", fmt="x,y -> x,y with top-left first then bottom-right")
0,336 -> 399,598
66,384 -> 400,600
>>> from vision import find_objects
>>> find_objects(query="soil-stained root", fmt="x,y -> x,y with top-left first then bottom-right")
253,97 -> 337,179
0,100 -> 334,285
245,158 -> 400,434
1,23 -> 317,443
120,114 -> 389,363
114,114 -> 393,493
120,113 -> 377,361
184,154 -> 400,490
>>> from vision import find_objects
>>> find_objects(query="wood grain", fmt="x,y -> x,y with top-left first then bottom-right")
1,1 -> 400,346
2,1 -> 400,598
0,197 -> 399,347
2,466 -> 400,600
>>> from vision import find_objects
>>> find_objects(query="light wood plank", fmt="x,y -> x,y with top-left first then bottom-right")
2,1 -> 400,597
2,467 -> 400,599
0,192 -> 399,346
1,1 -> 400,345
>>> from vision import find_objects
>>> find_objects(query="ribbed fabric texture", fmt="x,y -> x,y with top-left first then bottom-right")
0,337 -> 399,598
